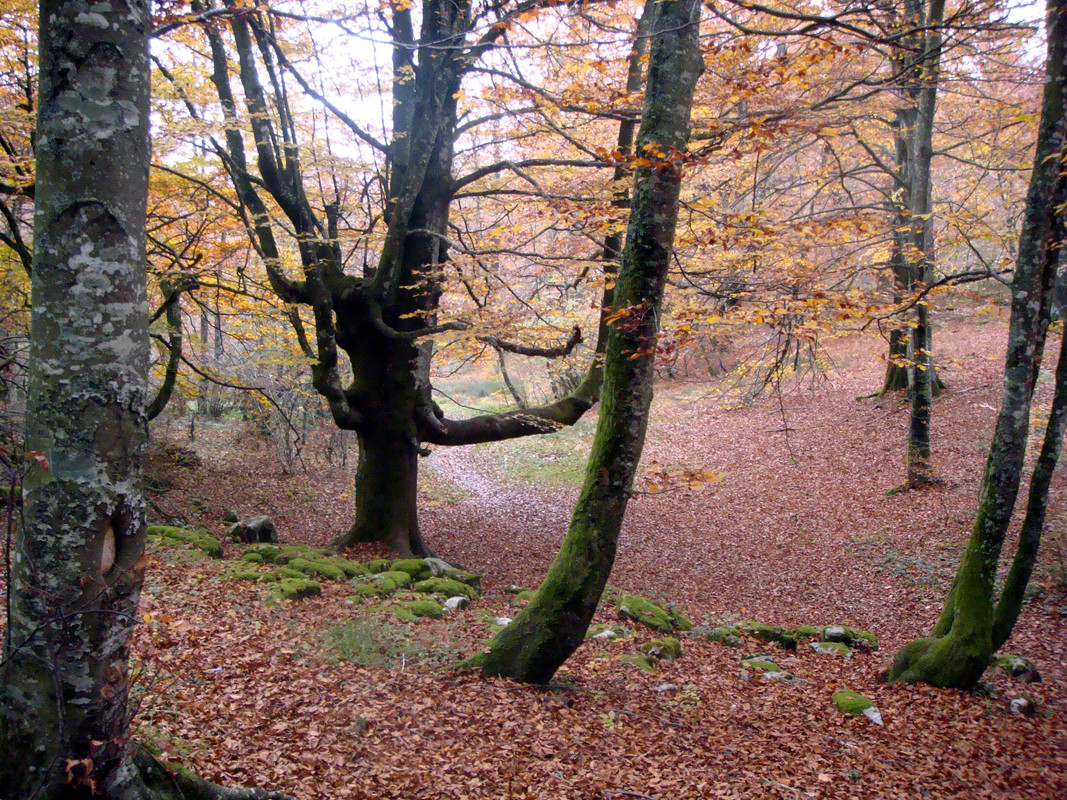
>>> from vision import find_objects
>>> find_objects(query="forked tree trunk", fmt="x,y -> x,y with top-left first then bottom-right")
887,0 -> 1067,689
482,0 -> 703,684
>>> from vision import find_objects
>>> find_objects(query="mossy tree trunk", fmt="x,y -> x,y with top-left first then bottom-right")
481,0 -> 704,684
887,0 -> 1067,689
0,4 -> 292,797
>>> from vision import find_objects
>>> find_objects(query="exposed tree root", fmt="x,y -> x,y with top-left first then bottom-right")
104,744 -> 295,800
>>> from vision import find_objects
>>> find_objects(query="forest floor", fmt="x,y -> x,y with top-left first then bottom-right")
20,312 -> 1067,799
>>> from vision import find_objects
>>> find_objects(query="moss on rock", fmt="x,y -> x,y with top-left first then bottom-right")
366,559 -> 391,574
739,621 -> 798,650
740,656 -> 779,672
642,637 -> 682,661
833,689 -> 874,716
616,594 -> 690,633
243,544 -> 281,563
620,653 -> 657,672
272,578 -> 322,601
794,625 -> 819,639
705,626 -> 743,647
414,577 -> 479,600
286,557 -> 347,582
146,525 -> 224,559
404,599 -> 444,619
810,641 -> 852,657
390,558 -> 432,581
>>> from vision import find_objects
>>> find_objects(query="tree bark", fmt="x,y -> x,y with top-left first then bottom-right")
0,4 -> 293,796
482,0 -> 704,684
886,0 -> 1067,689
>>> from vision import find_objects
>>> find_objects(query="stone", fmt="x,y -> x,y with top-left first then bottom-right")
227,515 -> 278,544
761,671 -> 807,686
413,577 -> 479,600
655,684 -> 678,693
494,617 -> 512,628
443,596 -> 470,613
272,577 -> 322,601
810,641 -> 852,657
391,558 -> 432,581
740,655 -> 779,672
223,509 -> 239,523
993,654 -> 1042,684
286,557 -> 346,582
616,594 -> 690,633
705,626 -> 743,647
1009,697 -> 1036,716
403,599 -> 444,619
739,621 -> 798,650
641,637 -> 682,661
833,689 -> 880,723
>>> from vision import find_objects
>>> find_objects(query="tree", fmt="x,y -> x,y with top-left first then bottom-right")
482,0 -> 704,684
886,0 -> 1067,689
0,2 -> 290,797
151,0 -> 633,557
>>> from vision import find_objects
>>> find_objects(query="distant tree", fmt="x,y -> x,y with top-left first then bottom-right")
0,2 -> 290,797
886,0 -> 1067,689
482,0 -> 704,683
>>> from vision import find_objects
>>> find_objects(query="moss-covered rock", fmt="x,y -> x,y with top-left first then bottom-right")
821,625 -> 878,650
228,570 -> 265,582
833,689 -> 874,715
390,558 -> 432,581
240,552 -> 264,564
243,543 -> 281,563
403,599 -> 444,619
740,655 -> 779,672
616,594 -> 690,633
642,637 -> 682,661
272,578 -> 322,601
378,570 -> 414,589
286,557 -> 347,582
275,566 -> 307,580
587,624 -> 631,640
992,654 -> 1042,683
620,654 -> 657,672
323,557 -> 367,579
366,559 -> 392,574
414,577 -> 479,600
705,626 -> 743,647
348,583 -> 390,599
739,621 -> 798,650
794,625 -> 819,640
810,641 -> 852,657
145,525 -> 224,559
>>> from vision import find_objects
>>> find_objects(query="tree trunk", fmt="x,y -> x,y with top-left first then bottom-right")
335,427 -> 429,557
0,4 -> 293,796
886,0 -> 1067,689
482,0 -> 703,684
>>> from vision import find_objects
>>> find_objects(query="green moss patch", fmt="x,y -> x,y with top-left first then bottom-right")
739,621 -> 798,651
833,689 -> 874,716
620,654 -> 657,672
272,578 -> 322,601
704,626 -> 743,647
641,637 -> 682,662
414,577 -> 479,600
810,641 -> 852,657
740,656 -> 779,672
821,625 -> 878,650
146,525 -> 223,559
616,594 -> 691,633
391,558 -> 433,581
403,599 -> 444,619
286,557 -> 347,582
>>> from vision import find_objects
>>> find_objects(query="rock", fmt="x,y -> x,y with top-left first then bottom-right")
833,689 -> 880,723
1009,697 -> 1036,716
366,559 -> 391,574
244,544 -> 281,563
740,655 -> 779,672
705,626 -> 744,647
761,671 -> 807,686
616,594 -> 691,633
241,552 -> 264,564
272,577 -> 322,601
443,596 -> 470,613
821,625 -> 878,650
620,654 -> 657,672
993,654 -> 1042,684
810,641 -> 852,657
223,509 -> 239,523
494,617 -> 512,628
146,525 -> 224,558
739,621 -> 798,650
403,599 -> 444,619
286,557 -> 347,582
413,577 -> 479,600
641,637 -> 682,661
227,516 -> 278,544
655,683 -> 678,693
793,625 -> 819,639
391,558 -> 433,581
